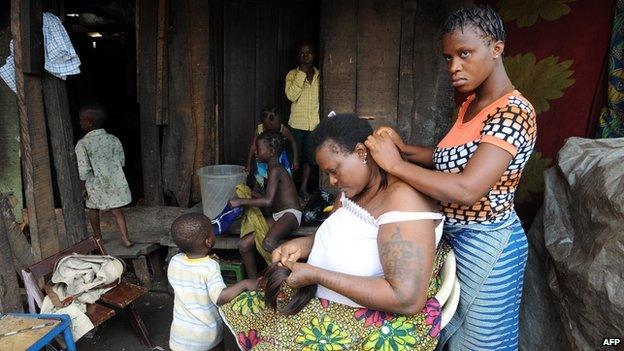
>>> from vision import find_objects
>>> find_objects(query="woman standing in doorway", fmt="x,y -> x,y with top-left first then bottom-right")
366,5 -> 536,350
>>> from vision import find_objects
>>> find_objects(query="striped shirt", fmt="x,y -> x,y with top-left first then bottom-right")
168,254 -> 226,351
434,91 -> 537,224
285,67 -> 320,131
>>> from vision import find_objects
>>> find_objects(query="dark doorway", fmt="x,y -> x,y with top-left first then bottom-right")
62,0 -> 142,203
221,0 -> 320,165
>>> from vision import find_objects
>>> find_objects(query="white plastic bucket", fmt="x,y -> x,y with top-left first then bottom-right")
197,165 -> 246,219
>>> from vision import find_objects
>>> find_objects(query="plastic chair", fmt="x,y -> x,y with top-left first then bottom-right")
434,250 -> 461,329
219,260 -> 245,282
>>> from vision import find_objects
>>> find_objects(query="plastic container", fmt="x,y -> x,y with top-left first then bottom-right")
197,165 -> 247,219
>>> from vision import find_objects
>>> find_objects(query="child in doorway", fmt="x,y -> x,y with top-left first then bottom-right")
245,107 -> 298,189
168,213 -> 257,351
75,103 -> 133,247
231,131 -> 301,279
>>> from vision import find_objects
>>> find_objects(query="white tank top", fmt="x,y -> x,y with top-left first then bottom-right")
306,193 -> 444,307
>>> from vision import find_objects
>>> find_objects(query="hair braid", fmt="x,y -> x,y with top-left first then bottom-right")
442,5 -> 506,44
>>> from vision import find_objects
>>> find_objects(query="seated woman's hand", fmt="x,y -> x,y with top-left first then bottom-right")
282,261 -> 318,288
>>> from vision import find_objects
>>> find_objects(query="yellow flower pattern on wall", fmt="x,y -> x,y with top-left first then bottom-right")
497,0 -> 575,27
504,53 -> 575,115
515,152 -> 552,204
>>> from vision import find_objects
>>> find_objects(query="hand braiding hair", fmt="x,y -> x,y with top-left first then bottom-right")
442,5 -> 506,44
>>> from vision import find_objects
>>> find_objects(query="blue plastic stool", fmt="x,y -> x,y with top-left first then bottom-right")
3,313 -> 76,351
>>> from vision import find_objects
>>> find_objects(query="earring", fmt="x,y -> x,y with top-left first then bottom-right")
362,153 -> 368,164
495,55 -> 499,58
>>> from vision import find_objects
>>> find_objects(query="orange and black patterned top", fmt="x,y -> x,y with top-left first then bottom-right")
434,90 -> 537,224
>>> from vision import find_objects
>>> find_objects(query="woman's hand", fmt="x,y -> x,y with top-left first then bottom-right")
365,133 -> 404,173
374,126 -> 405,151
282,261 -> 318,288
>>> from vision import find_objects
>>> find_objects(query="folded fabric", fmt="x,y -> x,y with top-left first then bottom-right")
235,184 -> 271,263
0,12 -> 81,93
212,204 -> 243,236
40,254 -> 124,341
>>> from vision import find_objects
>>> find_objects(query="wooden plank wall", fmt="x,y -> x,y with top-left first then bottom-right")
221,0 -> 319,165
320,0 -> 357,115
139,0 -> 219,206
322,0 -> 471,145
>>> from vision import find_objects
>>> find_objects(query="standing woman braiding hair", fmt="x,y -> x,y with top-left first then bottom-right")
366,5 -> 536,351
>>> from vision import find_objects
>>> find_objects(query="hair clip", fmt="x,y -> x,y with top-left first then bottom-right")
327,111 -> 336,118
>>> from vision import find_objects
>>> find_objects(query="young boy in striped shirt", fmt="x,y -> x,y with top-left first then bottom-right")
168,213 -> 256,351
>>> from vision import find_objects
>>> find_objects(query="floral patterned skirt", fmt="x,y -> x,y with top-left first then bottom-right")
220,241 -> 452,351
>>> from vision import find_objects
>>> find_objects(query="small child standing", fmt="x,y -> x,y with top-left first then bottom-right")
231,131 -> 301,279
168,213 -> 256,351
245,107 -> 299,189
75,103 -> 133,247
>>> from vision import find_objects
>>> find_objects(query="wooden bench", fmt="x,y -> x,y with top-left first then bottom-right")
20,236 -> 154,347
100,231 -> 162,289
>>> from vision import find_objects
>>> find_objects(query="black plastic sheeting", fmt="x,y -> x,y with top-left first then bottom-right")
520,137 -> 624,350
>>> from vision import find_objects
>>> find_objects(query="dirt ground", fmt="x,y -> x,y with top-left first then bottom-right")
75,289 -> 238,351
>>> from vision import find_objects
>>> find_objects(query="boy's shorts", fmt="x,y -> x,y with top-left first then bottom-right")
291,128 -> 317,165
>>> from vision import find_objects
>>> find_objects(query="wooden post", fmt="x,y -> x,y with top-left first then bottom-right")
137,0 -> 165,206
162,0 -> 196,207
189,0 -> 216,203
0,194 -> 24,313
11,0 -> 60,260
42,73 -> 88,247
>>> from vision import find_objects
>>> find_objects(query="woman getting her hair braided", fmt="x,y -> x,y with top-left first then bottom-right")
366,5 -> 537,350
220,114 -> 450,350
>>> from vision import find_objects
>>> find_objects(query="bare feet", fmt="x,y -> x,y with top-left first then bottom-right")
122,239 -> 134,247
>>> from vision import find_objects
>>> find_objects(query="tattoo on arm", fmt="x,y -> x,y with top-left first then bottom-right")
379,226 -> 422,303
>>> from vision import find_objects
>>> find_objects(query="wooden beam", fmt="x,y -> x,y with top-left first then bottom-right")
42,73 -> 88,247
0,197 -> 22,312
137,0 -> 164,206
155,0 -> 168,126
11,0 -> 60,260
1,194 -> 34,269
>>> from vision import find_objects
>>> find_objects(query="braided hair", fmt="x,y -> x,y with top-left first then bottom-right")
442,5 -> 506,44
257,130 -> 284,154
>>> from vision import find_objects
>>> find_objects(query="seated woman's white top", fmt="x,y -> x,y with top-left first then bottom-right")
307,193 -> 444,307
